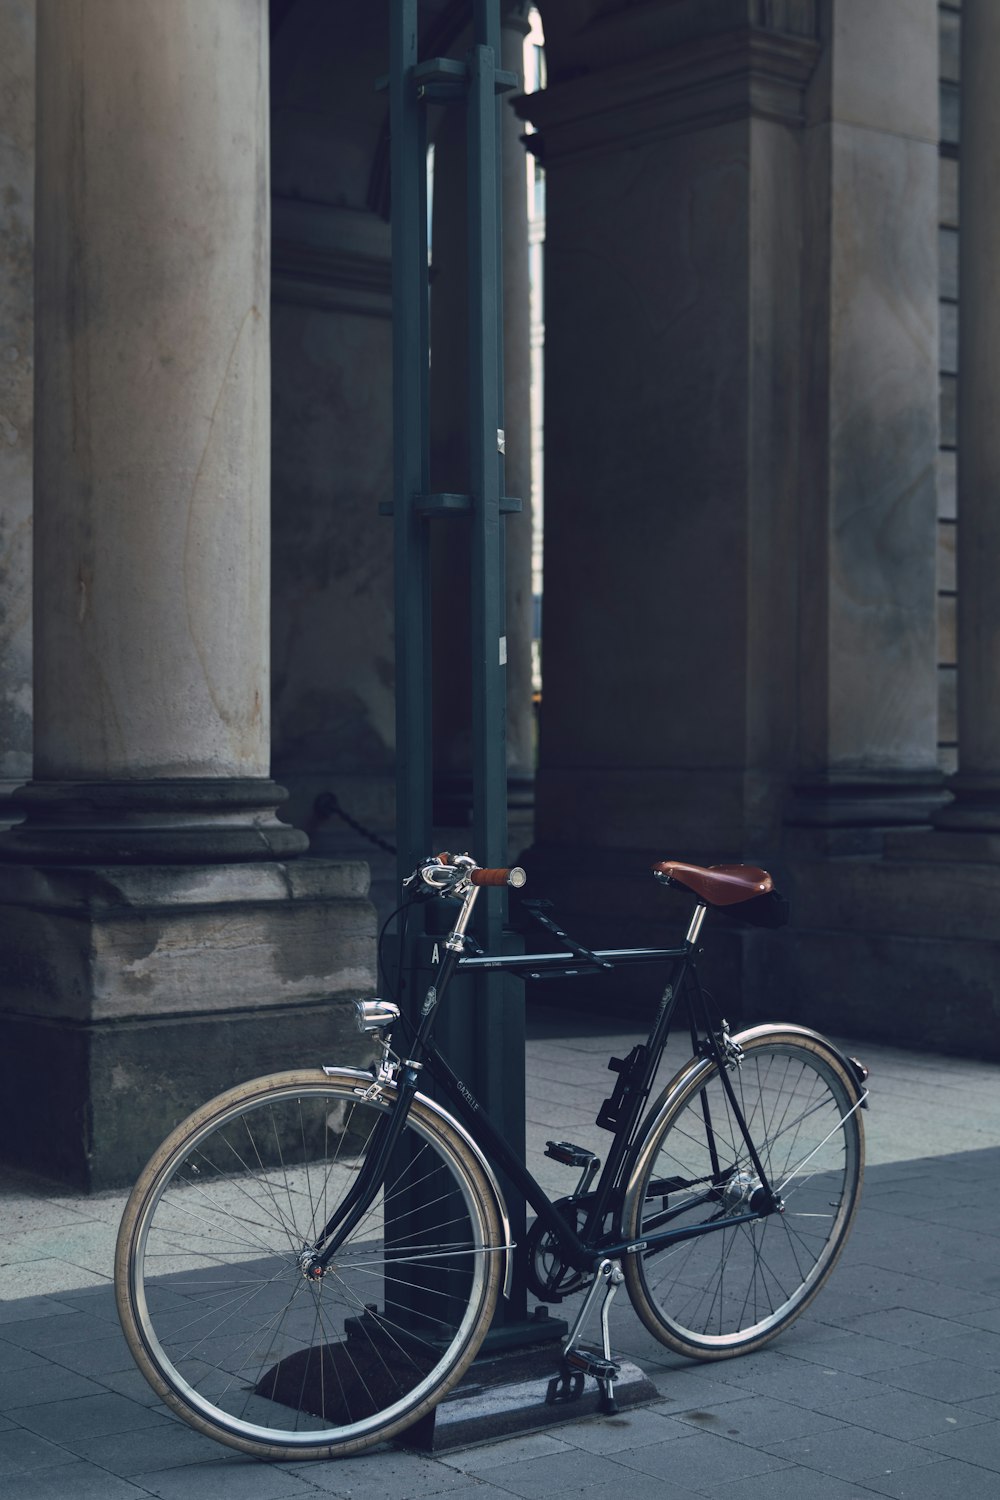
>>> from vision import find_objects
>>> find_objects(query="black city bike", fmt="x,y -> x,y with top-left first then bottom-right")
115,852 -> 868,1460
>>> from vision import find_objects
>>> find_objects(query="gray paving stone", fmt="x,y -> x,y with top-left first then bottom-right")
778,1329 -> 929,1376
66,1417 -> 225,1475
130,1456 -> 316,1499
955,1303 -> 1000,1334
875,1356 -> 1000,1402
678,1350 -> 892,1409
670,1394 -> 847,1446
832,1306 -> 981,1348
460,1443 -> 692,1498
0,1425 -> 80,1476
649,1371 -> 751,1409
0,1295 -> 81,1326
858,1456 -> 1000,1499
0,1362 -> 107,1410
14,1389 -> 171,1443
761,1424 -> 941,1482
0,1341 -> 49,1374
0,1310 -> 118,1353
275,1449 -> 488,1495
421,1488 -> 519,1500
438,1431 -> 573,1472
98,1365 -> 179,1408
911,1418 -> 1000,1469
697,1465 -> 895,1499
553,1406 -> 691,1453
48,1284 -> 120,1320
39,1330 -> 136,1378
543,1475 -> 702,1500
0,1458 -> 154,1499
614,1429 -> 794,1486
821,1387 -> 990,1441
921,1328 -> 1000,1369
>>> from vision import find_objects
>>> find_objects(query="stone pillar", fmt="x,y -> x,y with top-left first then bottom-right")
791,0 -> 943,835
934,0 -> 1000,836
521,4 -> 818,878
5,0 -> 299,862
0,0 -> 374,1189
0,1 -> 34,826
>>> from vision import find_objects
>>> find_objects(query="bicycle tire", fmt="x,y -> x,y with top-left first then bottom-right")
115,1069 -> 503,1460
622,1026 -> 864,1359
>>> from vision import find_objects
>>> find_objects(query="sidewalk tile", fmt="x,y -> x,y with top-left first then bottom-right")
869,1356 -> 1000,1402
0,1363 -> 107,1410
439,1431 -> 572,1471
697,1466 -> 897,1499
130,1456 -> 316,1499
911,1418 -> 1000,1469
761,1425 -> 941,1481
0,1459 -> 154,1498
68,1418 -> 225,1476
275,1450 -> 491,1496
670,1395 -> 845,1446
554,1406 -> 691,1452
820,1387 -> 990,1441
0,1426 -> 81,1476
467,1443 -> 698,1499
614,1429 -> 794,1486
14,1390 -> 170,1443
858,1456 -> 1000,1498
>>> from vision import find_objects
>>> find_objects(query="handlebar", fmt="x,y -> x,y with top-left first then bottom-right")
471,866 -> 526,888
404,853 -> 526,895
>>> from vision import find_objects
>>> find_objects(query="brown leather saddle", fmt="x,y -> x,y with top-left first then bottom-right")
653,860 -> 773,908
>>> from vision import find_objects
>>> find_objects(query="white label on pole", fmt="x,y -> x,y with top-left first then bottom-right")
499,635 -> 507,666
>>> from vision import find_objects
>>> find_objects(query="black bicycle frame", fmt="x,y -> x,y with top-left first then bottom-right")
312,920 -> 783,1275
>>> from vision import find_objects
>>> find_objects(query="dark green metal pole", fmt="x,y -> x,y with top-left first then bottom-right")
467,0 -> 528,1328
391,0 -> 432,893
388,0 -> 540,1347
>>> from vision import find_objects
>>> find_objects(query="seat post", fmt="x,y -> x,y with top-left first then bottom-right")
685,903 -> 708,947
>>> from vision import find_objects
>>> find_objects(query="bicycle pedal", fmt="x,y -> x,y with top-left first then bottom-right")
545,1140 -> 598,1168
545,1367 -> 585,1405
564,1346 -> 621,1382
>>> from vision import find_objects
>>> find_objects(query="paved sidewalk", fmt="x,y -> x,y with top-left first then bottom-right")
3,1016 -> 1000,1497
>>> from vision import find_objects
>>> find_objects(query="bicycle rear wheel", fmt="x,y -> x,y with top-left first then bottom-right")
622,1027 -> 863,1358
115,1070 -> 503,1459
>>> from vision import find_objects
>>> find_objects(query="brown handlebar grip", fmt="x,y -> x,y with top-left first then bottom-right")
470,866 -> 526,888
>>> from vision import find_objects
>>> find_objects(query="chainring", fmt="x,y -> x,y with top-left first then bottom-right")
525,1198 -> 591,1301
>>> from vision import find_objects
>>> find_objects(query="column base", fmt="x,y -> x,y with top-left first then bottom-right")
932,774 -> 1000,833
787,771 -> 947,830
0,778 -> 309,862
0,857 -> 375,1189
0,779 -> 26,831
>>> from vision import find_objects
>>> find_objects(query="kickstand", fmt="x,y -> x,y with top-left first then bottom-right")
559,1257 -> 624,1414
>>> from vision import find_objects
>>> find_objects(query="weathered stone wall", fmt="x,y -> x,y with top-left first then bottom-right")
0,0 -> 34,816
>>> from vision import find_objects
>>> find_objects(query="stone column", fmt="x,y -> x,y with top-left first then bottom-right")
934,0 -> 1000,836
0,0 -> 34,826
791,0 -> 943,836
4,0 -> 300,862
520,4 -> 818,876
0,0 -> 374,1190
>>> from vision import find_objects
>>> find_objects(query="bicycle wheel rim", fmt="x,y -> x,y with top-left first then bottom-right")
624,1034 -> 863,1353
117,1076 -> 499,1455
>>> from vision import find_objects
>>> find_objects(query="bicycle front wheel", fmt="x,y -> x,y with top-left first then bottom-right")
622,1027 -> 864,1359
115,1070 -> 503,1460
